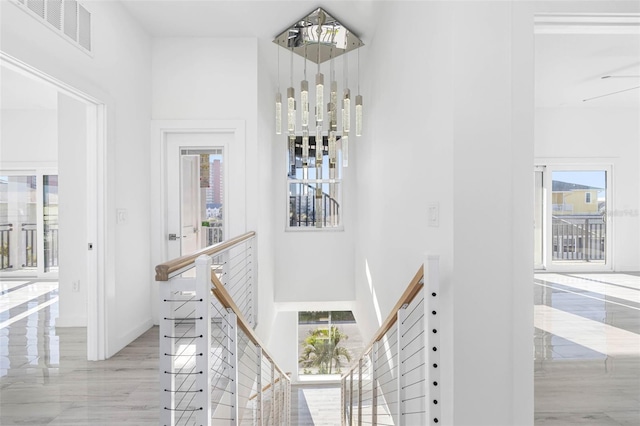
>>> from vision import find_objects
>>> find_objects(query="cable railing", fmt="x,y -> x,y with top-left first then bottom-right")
156,232 -> 291,426
342,256 -> 441,426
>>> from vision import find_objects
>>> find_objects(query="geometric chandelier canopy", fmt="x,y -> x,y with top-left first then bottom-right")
272,7 -> 364,64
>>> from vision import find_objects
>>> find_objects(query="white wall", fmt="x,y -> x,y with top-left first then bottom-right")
0,109 -> 58,166
352,2 -> 534,425
57,93 -> 87,326
266,311 -> 299,382
150,37 -> 284,341
535,107 -> 640,270
1,0 -> 152,357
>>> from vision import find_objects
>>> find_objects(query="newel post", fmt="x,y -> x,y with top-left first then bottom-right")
195,255 -> 213,425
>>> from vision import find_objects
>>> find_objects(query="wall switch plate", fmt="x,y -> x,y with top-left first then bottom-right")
428,202 -> 440,227
72,281 -> 80,292
116,208 -> 128,224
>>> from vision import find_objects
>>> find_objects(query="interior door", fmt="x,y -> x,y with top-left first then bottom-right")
180,155 -> 201,256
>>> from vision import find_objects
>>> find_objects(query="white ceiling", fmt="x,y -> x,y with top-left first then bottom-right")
2,2 -> 638,110
536,33 -> 640,108
119,0 -> 377,41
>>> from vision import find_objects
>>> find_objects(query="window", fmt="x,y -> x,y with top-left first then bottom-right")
287,136 -> 342,229
298,311 -> 362,377
585,192 -> 592,204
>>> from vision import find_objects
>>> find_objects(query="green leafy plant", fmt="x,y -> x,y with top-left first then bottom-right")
299,325 -> 351,374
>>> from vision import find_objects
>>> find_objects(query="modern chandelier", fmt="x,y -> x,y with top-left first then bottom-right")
273,7 -> 364,172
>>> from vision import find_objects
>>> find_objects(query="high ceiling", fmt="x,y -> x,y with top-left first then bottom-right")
119,0 -> 377,41
536,33 -> 640,108
120,1 -> 640,109
2,2 -> 638,110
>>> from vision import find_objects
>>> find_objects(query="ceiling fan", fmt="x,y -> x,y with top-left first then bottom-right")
583,74 -> 640,102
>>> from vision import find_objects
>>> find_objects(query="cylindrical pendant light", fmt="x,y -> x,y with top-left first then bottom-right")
355,94 -> 363,137
342,88 -> 351,134
287,87 -> 296,134
275,92 -> 282,135
275,46 -> 282,134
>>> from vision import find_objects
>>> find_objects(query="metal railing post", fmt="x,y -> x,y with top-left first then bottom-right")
397,307 -> 407,426
256,348 -> 263,426
584,218 -> 590,261
227,308 -> 239,425
270,363 -> 276,425
358,358 -> 363,425
195,255 -> 213,425
341,377 -> 346,426
372,341 -> 379,425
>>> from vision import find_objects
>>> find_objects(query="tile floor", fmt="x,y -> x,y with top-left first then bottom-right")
534,272 -> 640,425
1,274 -> 639,425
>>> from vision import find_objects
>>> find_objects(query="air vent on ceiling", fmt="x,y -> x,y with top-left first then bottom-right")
26,0 -> 45,18
11,0 -> 92,54
63,0 -> 78,41
46,0 -> 62,30
78,4 -> 91,51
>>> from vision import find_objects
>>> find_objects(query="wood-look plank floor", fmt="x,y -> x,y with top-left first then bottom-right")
2,275 -> 640,425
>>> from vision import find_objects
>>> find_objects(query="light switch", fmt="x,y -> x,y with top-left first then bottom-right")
116,208 -> 127,224
428,203 -> 439,227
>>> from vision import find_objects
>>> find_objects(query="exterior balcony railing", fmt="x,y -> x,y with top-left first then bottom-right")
552,216 -> 605,261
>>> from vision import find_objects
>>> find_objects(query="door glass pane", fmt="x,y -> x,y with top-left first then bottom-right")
552,171 -> 606,263
44,175 -> 59,272
0,175 -> 37,270
180,149 -> 224,248
534,170 -> 544,268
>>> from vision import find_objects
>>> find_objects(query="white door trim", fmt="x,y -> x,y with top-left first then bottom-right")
0,52 -> 108,360
150,120 -> 245,324
539,162 -> 613,272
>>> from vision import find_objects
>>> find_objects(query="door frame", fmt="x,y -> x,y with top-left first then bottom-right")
0,52 -> 108,360
150,120 -> 245,323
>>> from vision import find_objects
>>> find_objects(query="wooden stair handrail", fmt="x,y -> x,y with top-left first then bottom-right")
211,272 -> 289,380
342,264 -> 424,378
155,231 -> 255,281
247,375 -> 288,401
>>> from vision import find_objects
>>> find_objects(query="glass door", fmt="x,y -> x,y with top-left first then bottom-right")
551,170 -> 607,264
543,167 -> 610,269
0,175 -> 38,272
534,167 -> 545,269
0,172 -> 59,275
43,175 -> 59,272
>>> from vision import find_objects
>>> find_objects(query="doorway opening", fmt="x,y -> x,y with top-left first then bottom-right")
1,53 -> 107,360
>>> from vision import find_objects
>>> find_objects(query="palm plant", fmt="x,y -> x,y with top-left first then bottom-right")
299,325 -> 351,374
